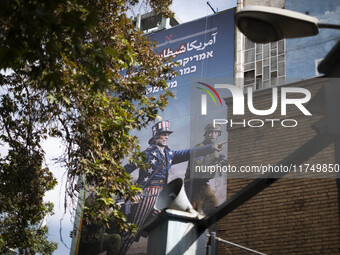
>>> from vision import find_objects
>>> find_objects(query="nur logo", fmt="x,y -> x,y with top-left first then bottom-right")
197,82 -> 312,117
197,82 -> 223,115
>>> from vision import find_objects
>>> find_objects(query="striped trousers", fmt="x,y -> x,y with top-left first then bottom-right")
119,186 -> 162,255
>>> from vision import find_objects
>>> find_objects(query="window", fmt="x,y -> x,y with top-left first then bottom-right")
244,70 -> 255,86
243,38 -> 286,90
245,49 -> 255,63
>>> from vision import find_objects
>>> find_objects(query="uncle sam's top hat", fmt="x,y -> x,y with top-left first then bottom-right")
148,120 -> 173,145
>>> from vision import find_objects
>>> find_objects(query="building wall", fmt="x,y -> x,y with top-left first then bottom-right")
236,0 -> 287,91
236,0 -> 340,90
218,78 -> 340,254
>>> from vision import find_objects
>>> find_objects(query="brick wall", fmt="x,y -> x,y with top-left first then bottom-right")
218,78 -> 340,254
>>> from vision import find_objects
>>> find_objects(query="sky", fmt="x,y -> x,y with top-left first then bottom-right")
44,1 -> 238,254
170,0 -> 237,23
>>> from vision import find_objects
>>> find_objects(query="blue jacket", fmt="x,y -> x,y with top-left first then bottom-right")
125,144 -> 214,188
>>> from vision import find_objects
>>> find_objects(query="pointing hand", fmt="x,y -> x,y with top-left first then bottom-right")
212,141 -> 227,152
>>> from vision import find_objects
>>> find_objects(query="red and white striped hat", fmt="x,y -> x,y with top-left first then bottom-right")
148,120 -> 173,144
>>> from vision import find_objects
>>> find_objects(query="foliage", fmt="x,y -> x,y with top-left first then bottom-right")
0,0 -> 174,253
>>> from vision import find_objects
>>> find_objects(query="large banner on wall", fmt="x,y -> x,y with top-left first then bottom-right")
76,8 -> 235,255
125,8 -> 235,254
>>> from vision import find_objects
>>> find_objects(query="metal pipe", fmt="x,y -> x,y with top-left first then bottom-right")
207,2 -> 217,14
215,236 -> 267,255
318,23 -> 340,30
